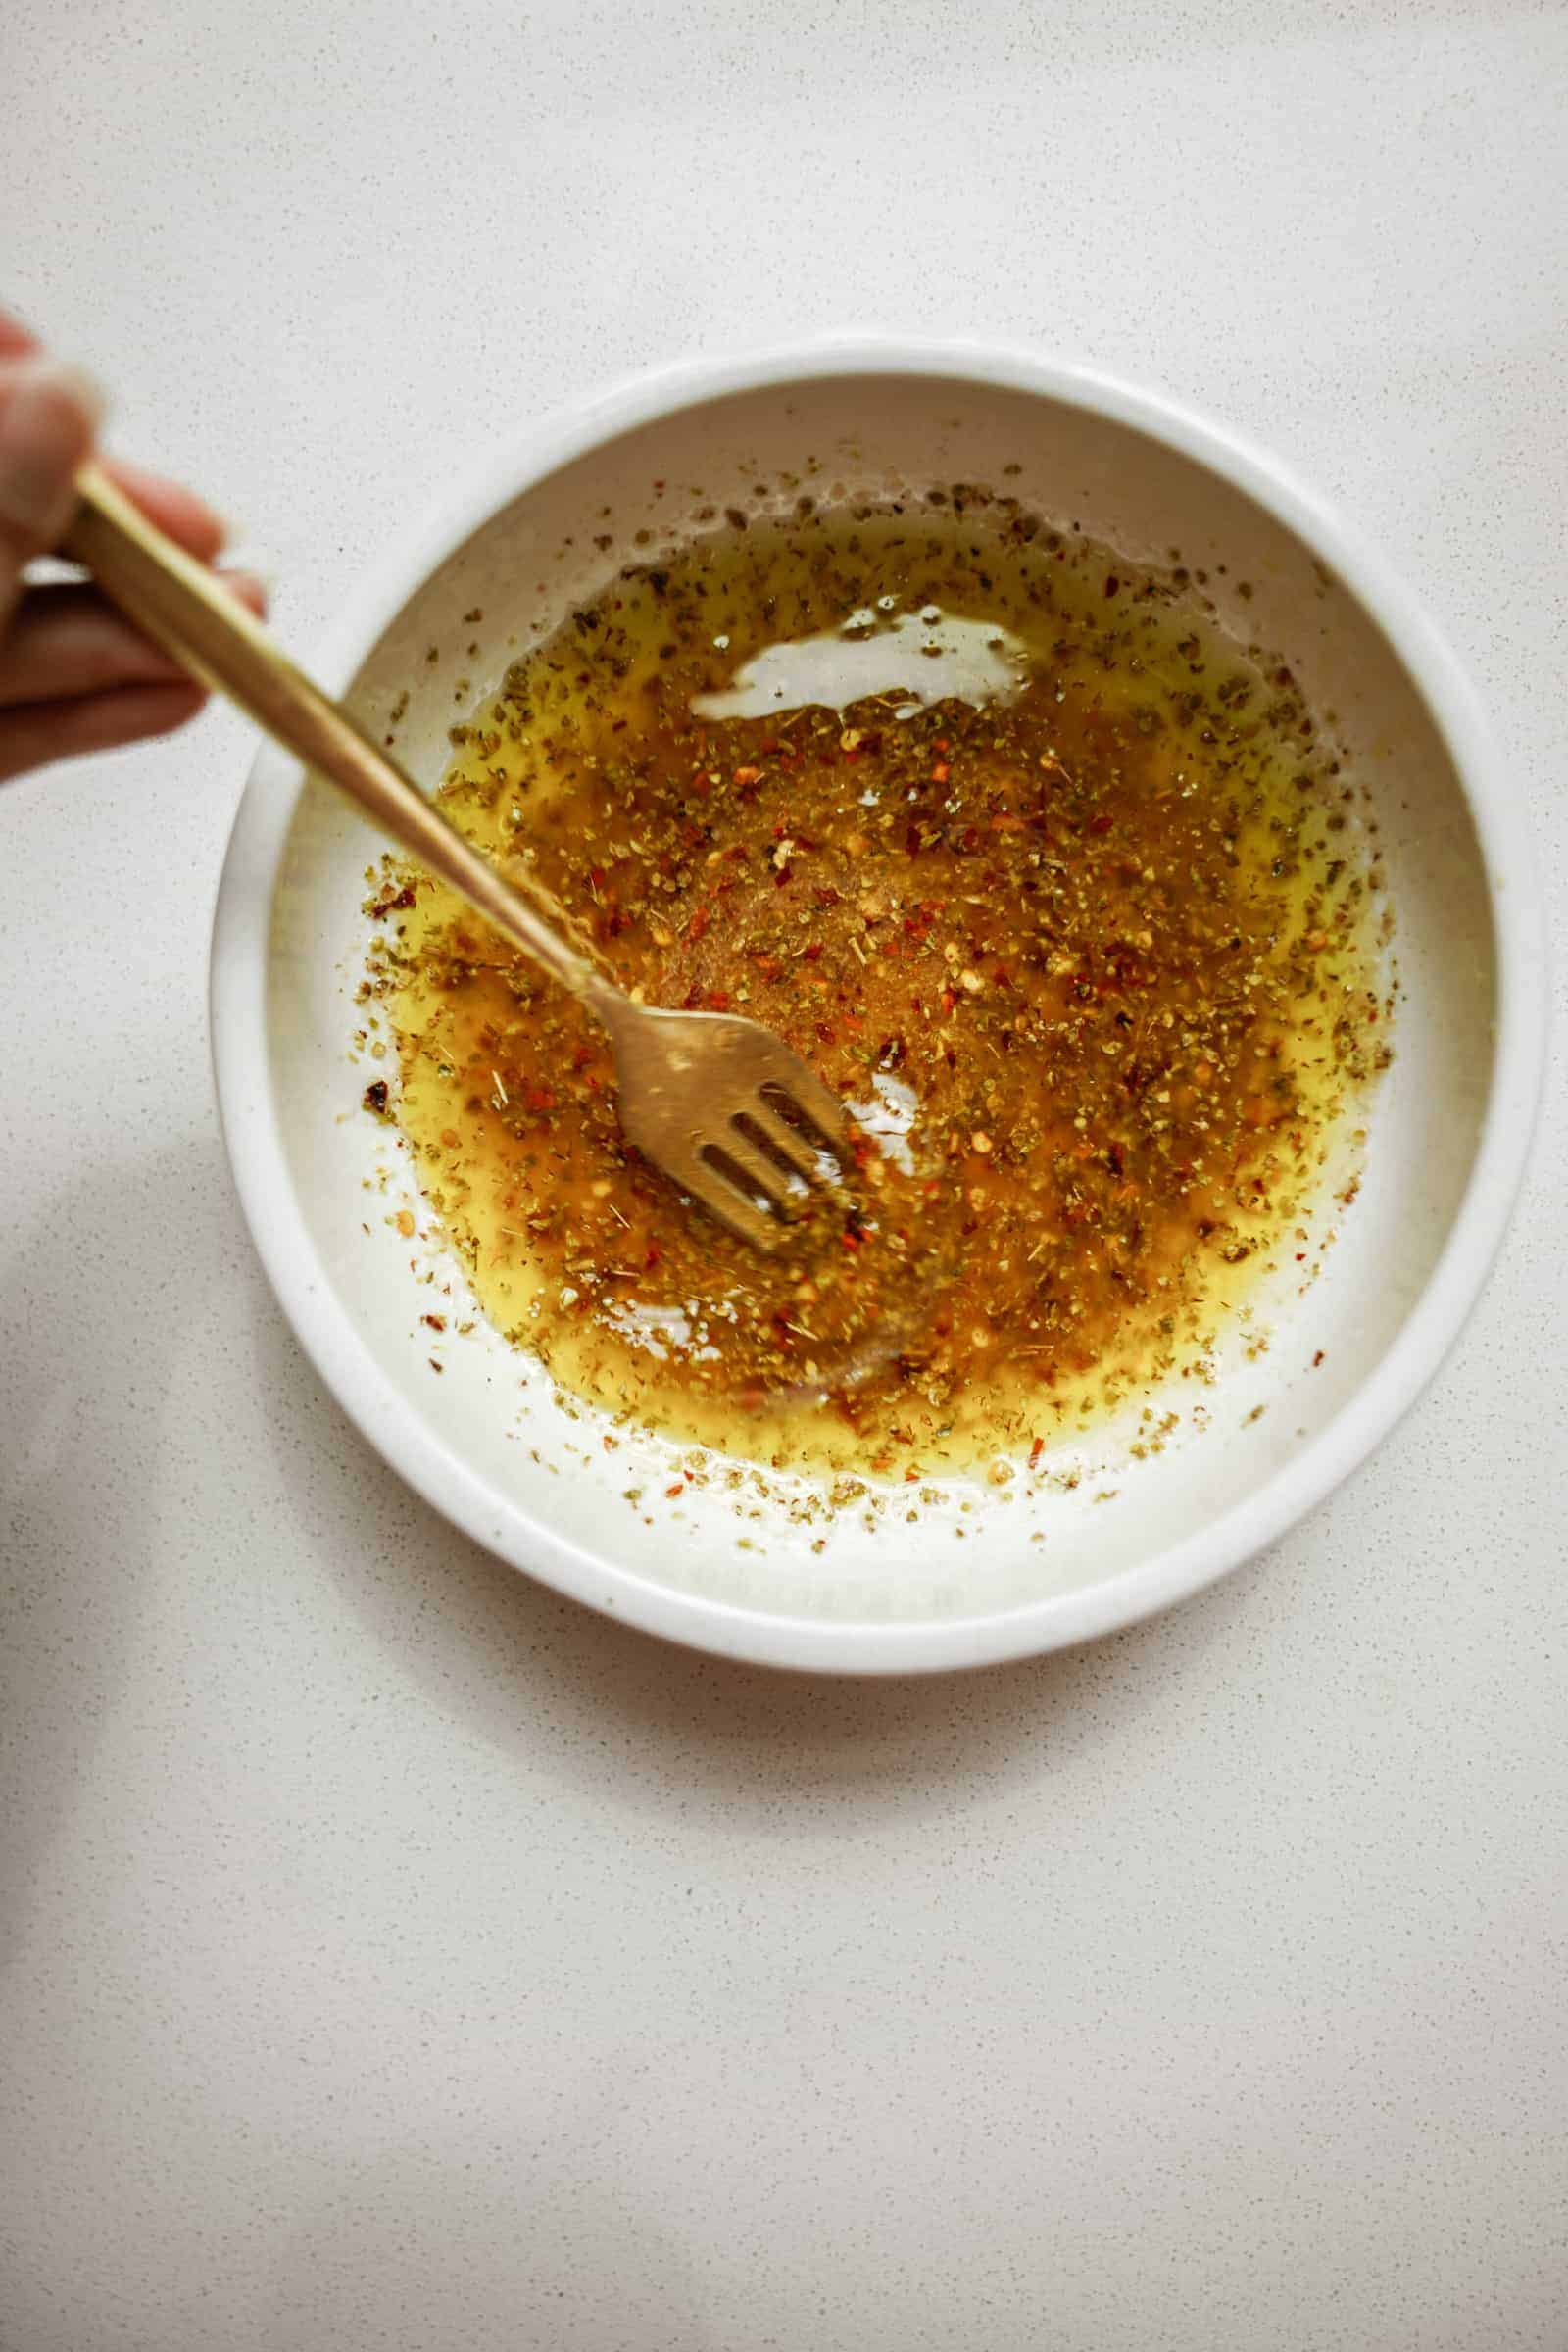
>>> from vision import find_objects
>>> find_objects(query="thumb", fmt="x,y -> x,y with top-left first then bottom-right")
0,357 -> 105,635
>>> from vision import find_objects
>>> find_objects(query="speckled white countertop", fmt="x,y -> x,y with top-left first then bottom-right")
3,4 -> 1566,2345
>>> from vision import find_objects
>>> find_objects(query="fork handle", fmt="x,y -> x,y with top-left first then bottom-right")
62,463 -> 616,1014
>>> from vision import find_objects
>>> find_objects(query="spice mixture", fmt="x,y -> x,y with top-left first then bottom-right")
362,505 -> 1389,1478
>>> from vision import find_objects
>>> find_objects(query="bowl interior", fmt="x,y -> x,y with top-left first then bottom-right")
245,367 -> 1497,1649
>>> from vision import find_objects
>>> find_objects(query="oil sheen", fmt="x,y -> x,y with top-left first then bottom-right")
363,505 -> 1389,1479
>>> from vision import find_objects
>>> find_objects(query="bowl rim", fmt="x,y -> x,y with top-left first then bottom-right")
210,335 -> 1547,1674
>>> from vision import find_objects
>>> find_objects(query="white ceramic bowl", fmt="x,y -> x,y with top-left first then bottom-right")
212,341 -> 1545,1673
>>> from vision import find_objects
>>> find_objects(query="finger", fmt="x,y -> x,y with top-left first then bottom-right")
0,571 -> 268,708
0,308 -> 41,360
98,454 -> 230,564
0,678 -> 207,785
0,325 -> 233,565
0,357 -> 104,631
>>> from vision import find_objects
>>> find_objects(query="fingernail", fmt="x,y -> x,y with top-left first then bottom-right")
0,357 -> 108,536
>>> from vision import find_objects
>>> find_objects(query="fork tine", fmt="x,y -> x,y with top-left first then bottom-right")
605,1001 -> 848,1256
743,1100 -> 824,1184
684,1156 -> 785,1251
762,1065 -> 847,1150
710,1127 -> 793,1211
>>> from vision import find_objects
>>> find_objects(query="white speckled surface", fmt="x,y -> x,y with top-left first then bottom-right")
2,2 -> 1565,2345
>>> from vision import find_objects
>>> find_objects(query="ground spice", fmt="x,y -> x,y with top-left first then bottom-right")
363,502 -> 1390,1479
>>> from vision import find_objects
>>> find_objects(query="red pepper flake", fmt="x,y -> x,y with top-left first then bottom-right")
1089,812 -> 1114,835
803,940 -> 823,962
930,761 -> 951,784
732,765 -> 761,785
665,1481 -> 685,1498
421,1313 -> 447,1332
524,1085 -> 557,1112
706,989 -> 731,1011
686,904 -> 710,942
1029,1435 -> 1045,1468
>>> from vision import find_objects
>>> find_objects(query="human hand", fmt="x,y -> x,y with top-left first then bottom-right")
0,306 -> 265,784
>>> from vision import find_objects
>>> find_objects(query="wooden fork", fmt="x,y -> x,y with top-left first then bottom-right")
63,464 -> 848,1249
